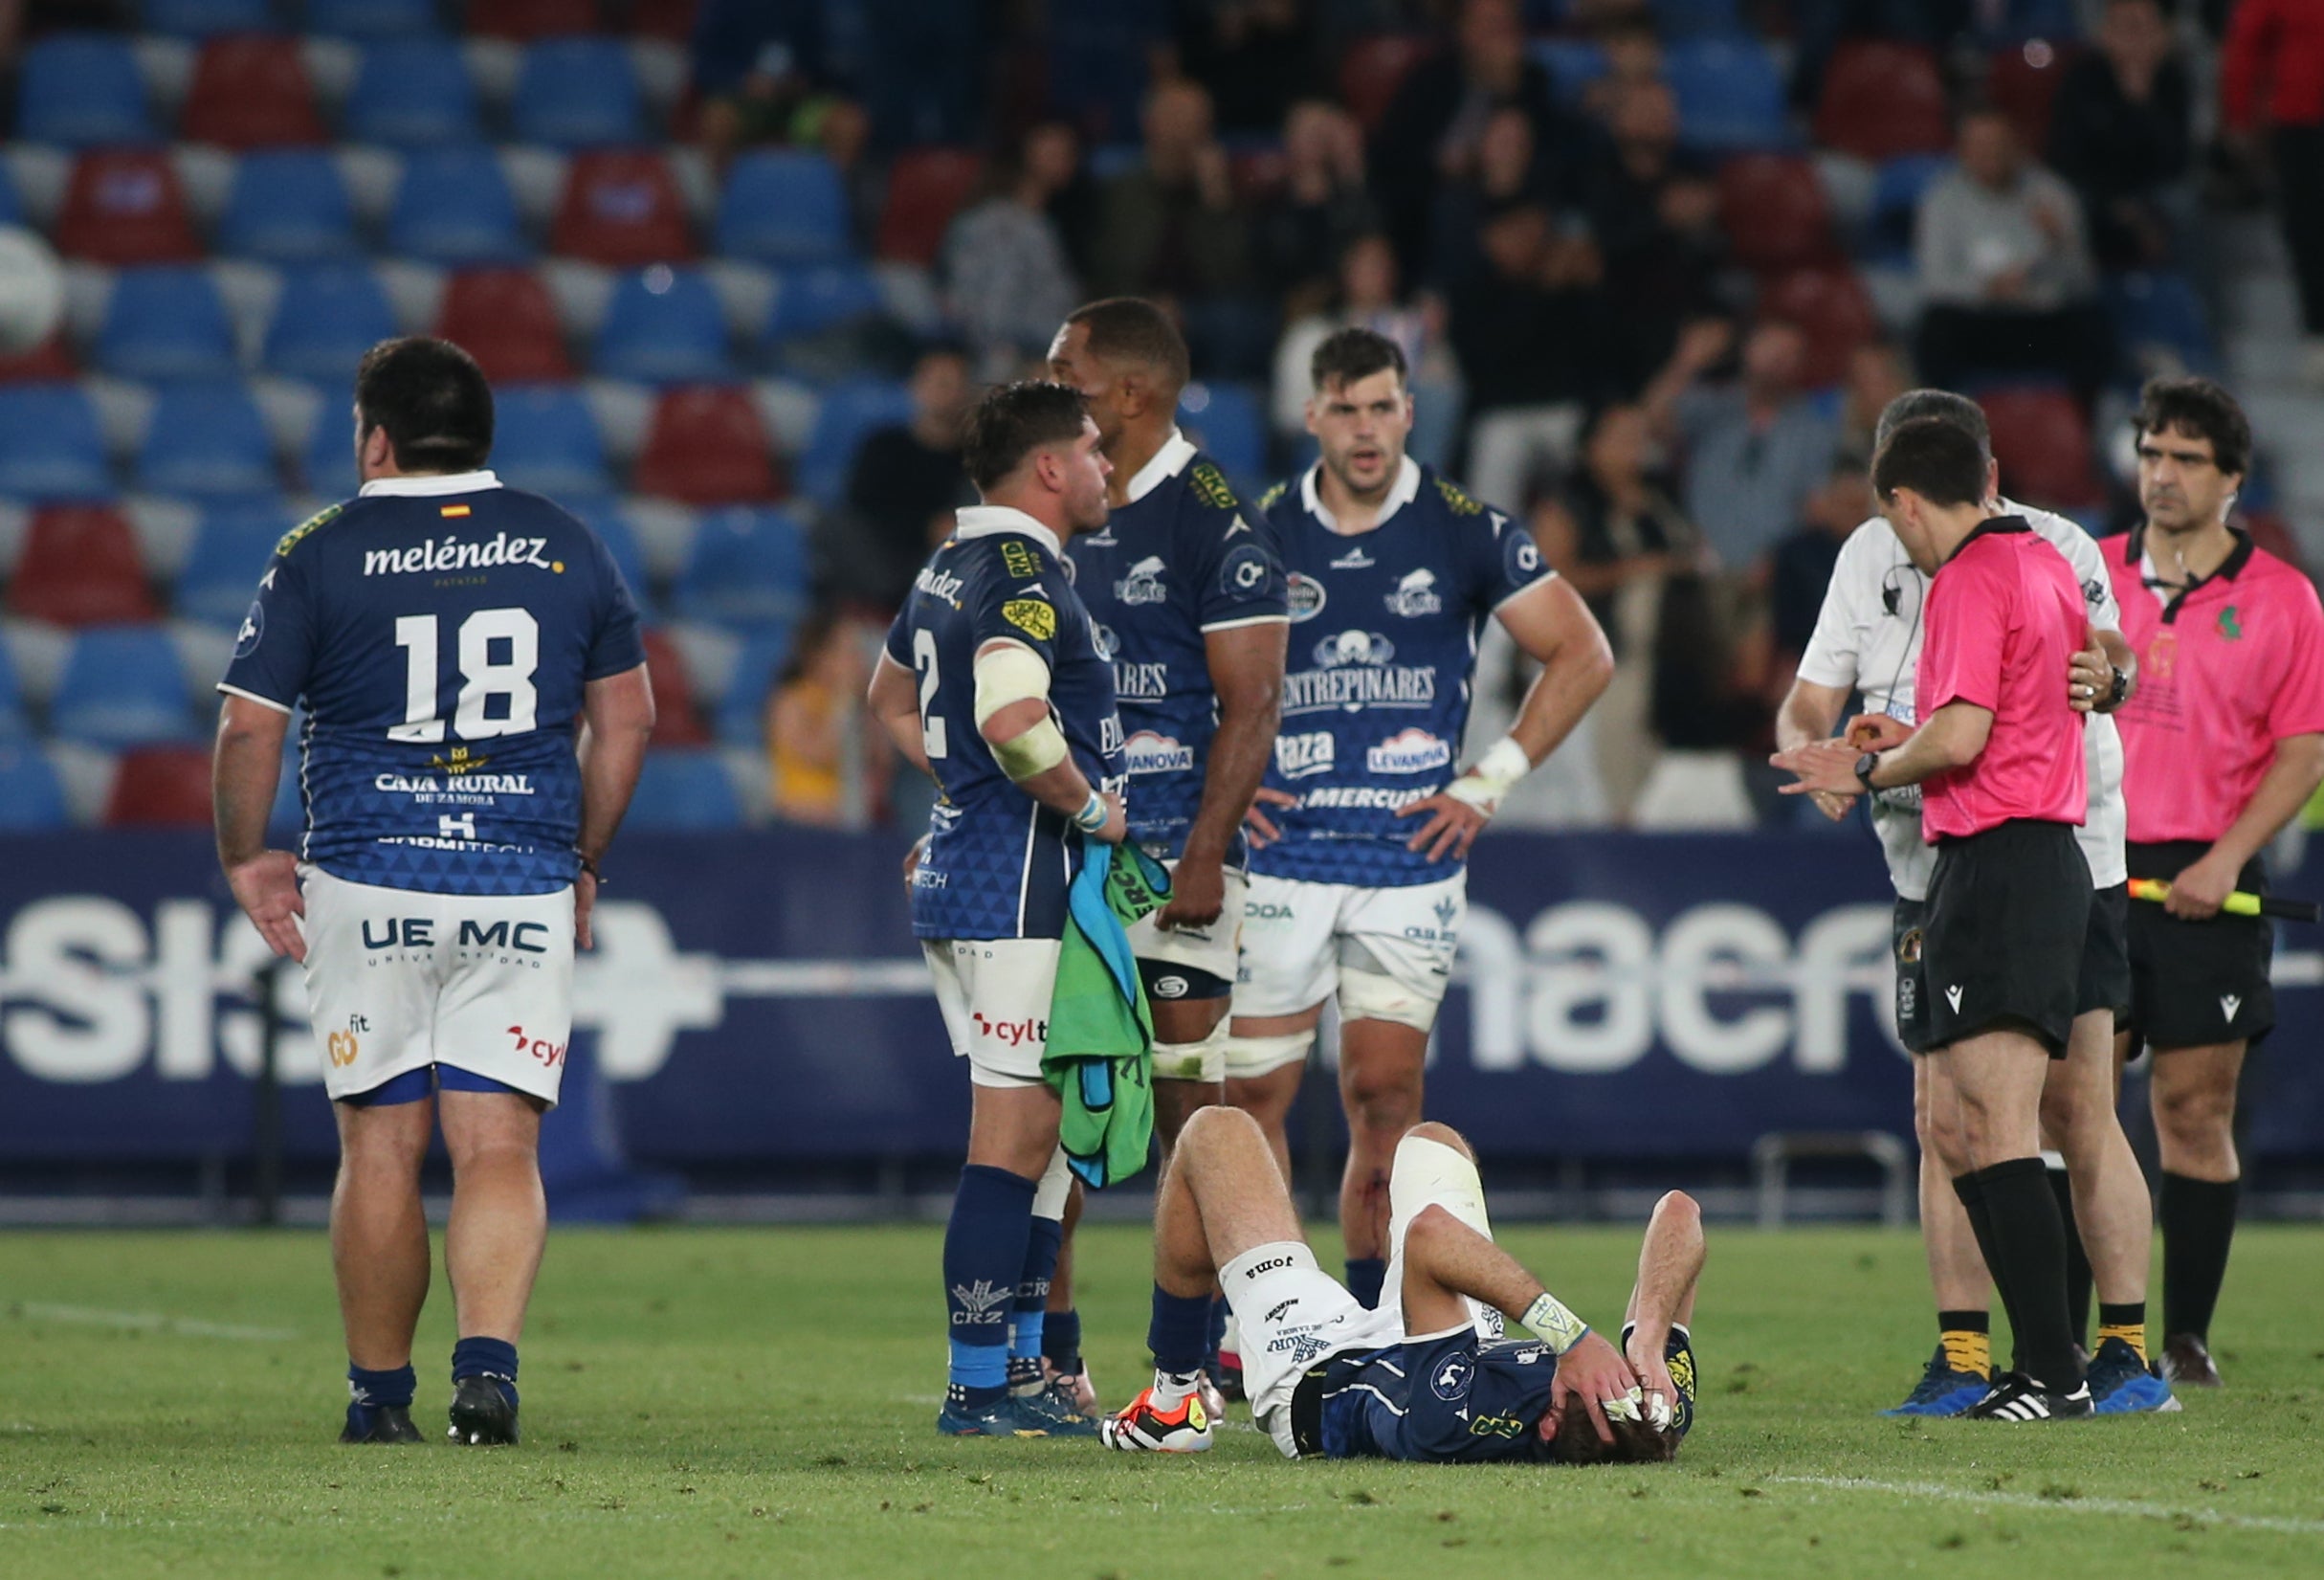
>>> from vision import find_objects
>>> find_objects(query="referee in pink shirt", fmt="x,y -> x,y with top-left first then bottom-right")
2104,378 -> 2324,1389
1777,417 -> 2095,1420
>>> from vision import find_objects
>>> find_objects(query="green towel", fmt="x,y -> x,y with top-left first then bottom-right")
1044,842 -> 1170,1189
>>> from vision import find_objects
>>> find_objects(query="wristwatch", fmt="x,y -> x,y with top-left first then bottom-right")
1853,751 -> 1880,792
2106,664 -> 2131,709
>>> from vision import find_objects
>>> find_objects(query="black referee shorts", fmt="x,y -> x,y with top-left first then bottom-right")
2079,881 -> 2132,1022
2123,840 -> 2275,1051
1922,820 -> 2091,1056
1892,898 -> 1935,1055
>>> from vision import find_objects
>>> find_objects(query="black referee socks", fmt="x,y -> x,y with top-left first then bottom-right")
2159,1172 -> 2241,1344
2048,1163 -> 2093,1350
1955,1157 -> 2085,1390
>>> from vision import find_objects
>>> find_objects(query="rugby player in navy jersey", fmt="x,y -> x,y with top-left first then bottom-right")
1041,299 -> 1289,1412
212,339 -> 654,1447
1228,327 -> 1613,1331
865,381 -> 1130,1436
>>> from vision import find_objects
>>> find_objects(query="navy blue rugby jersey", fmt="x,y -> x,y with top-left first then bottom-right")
885,506 -> 1127,941
1251,458 -> 1552,887
217,473 -> 647,897
1065,432 -> 1286,861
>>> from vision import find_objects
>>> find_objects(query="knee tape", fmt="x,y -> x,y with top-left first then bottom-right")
1032,1145 -> 1073,1220
1152,1017 -> 1229,1083
1223,1029 -> 1315,1080
1338,967 -> 1440,1034
1386,1135 -> 1493,1257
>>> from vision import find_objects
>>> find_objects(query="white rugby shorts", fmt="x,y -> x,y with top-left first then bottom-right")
921,937 -> 1061,1088
1231,869 -> 1467,1029
299,865 -> 575,1106
1123,862 -> 1245,992
1220,1240 -> 1403,1458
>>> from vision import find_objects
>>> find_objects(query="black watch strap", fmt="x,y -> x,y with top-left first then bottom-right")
2107,664 -> 2131,707
577,853 -> 603,884
1854,751 -> 1880,792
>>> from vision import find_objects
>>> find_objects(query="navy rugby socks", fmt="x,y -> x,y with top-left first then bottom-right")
1344,1257 -> 1386,1310
452,1336 -> 519,1410
943,1165 -> 1036,1412
1007,1213 -> 1063,1391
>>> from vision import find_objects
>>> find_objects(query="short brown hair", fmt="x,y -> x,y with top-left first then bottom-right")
2135,375 -> 2251,479
1545,1396 -> 1679,1466
1063,297 -> 1190,393
1311,325 -> 1406,393
1872,415 -> 1987,509
961,380 -> 1089,493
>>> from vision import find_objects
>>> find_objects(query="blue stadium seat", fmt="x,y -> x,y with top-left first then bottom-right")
17,34 -> 154,147
512,39 -> 646,148
50,626 -> 198,746
765,262 -> 886,345
0,385 -> 111,499
0,642 -> 30,740
0,163 -> 22,227
175,499 -> 290,626
1179,381 -> 1266,492
387,147 -> 528,264
344,41 -> 480,146
713,626 -> 796,743
1529,39 -> 1606,105
489,384 -> 610,496
2108,270 -> 2220,377
674,506 -> 809,631
624,748 -> 743,830
1866,153 -> 1953,263
0,745 -> 69,829
141,0 -> 276,36
714,151 -> 853,266
594,267 -> 732,384
309,0 -> 447,42
1650,0 -> 1742,35
96,266 -> 239,380
264,263 -> 400,384
216,150 -> 360,262
138,379 -> 279,498
302,400 -> 359,496
799,376 -> 914,508
563,496 -> 653,603
1666,37 -> 1791,151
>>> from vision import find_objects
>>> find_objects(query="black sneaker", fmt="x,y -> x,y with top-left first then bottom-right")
1964,1370 -> 2093,1422
448,1375 -> 520,1445
341,1403 -> 423,1444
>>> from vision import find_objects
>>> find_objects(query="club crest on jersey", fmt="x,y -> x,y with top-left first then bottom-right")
1123,730 -> 1195,774
1116,556 -> 1168,605
1286,571 -> 1328,622
1219,543 -> 1273,597
1366,728 -> 1451,774
1315,631 -> 1396,667
1505,529 -> 1543,581
1384,567 -> 1443,617
233,600 -> 264,657
1430,1351 -> 1474,1401
1092,622 -> 1120,660
1002,598 -> 1057,640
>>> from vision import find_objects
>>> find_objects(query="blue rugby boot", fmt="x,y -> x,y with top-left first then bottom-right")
1881,1343 -> 1990,1417
2088,1337 -> 2180,1414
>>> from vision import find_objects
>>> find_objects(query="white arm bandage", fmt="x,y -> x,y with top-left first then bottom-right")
973,641 -> 1068,782
1519,1290 -> 1591,1355
1444,735 -> 1534,815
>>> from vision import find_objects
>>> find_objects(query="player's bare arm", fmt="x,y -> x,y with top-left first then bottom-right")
1160,620 -> 1285,928
1621,1191 -> 1707,1415
868,652 -> 932,776
976,637 -> 1127,843
213,693 -> 304,962
575,662 -> 655,950
1773,699 -> 1994,797
1395,576 -> 1612,862
1777,678 -> 1857,822
2168,731 -> 2324,919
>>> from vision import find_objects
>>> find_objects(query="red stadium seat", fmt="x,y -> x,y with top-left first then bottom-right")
467,0 -> 601,39
54,151 -> 203,265
1759,267 -> 1879,389
550,150 -> 695,267
1983,387 -> 2106,512
633,387 -> 783,504
1813,42 -> 1952,162
104,745 -> 214,828
8,505 -> 161,626
1339,34 -> 1436,132
1716,154 -> 1840,274
2240,508 -> 2308,575
435,268 -> 573,382
0,334 -> 78,383
630,0 -> 697,44
874,146 -> 985,266
639,629 -> 710,746
1987,40 -> 2081,153
179,35 -> 327,149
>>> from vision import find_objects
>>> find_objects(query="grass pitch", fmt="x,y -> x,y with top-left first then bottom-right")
3,1222 -> 2321,1579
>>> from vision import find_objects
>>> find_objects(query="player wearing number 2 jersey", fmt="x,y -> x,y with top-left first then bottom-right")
213,340 -> 655,1450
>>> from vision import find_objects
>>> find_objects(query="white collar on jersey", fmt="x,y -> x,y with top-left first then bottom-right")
358,470 -> 503,497
1122,428 -> 1198,504
1301,454 -> 1422,532
954,504 -> 1063,560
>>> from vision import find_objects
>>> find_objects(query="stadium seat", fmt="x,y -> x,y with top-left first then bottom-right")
594,267 -> 732,385
797,376 -> 912,509
1530,39 -> 1606,105
550,150 -> 696,265
1813,42 -> 1952,162
1982,387 -> 2106,512
387,147 -> 528,264
1716,154 -> 1838,273
512,39 -> 646,148
50,626 -> 197,746
138,379 -> 280,498
344,41 -> 482,146
1759,267 -> 1880,389
0,385 -> 112,499
1865,153 -> 1954,264
631,0 -> 697,43
1665,36 -> 1790,151
95,266 -> 239,380
564,496 -> 653,604
174,499 -> 289,626
0,643 -> 27,738
1989,40 -> 2081,152
103,745 -> 214,827
16,34 -> 155,147
1047,0 -> 1159,144
143,0 -> 273,35
1339,34 -> 1436,132
435,267 -> 573,382
0,334 -> 77,384
489,384 -> 612,497
714,151 -> 854,266
264,263 -> 400,384
469,0 -> 602,38
874,147 -> 984,266
303,402 -> 360,496
623,747 -> 742,830
1179,382 -> 1267,491
2108,270 -> 2219,377
634,387 -> 782,503
0,745 -> 70,830
765,262 -> 887,347
7,505 -> 160,625
638,628 -> 711,745
712,626 -> 794,744
180,35 -> 329,148
673,506 -> 808,631
216,150 -> 359,262
54,151 -> 202,265
307,0 -> 444,38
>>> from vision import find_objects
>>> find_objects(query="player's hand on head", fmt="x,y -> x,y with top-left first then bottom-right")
1547,1329 -> 1639,1447
226,850 -> 307,963
1844,712 -> 1912,751
1395,792 -> 1489,862
1623,1333 -> 1678,1432
1156,852 -> 1225,930
2067,641 -> 2111,714
2166,852 -> 2237,920
1244,785 -> 1297,849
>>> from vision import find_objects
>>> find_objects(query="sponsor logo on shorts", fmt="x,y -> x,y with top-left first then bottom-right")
949,1279 -> 1011,1327
1944,985 -> 1963,1013
969,1013 -> 1047,1047
1246,901 -> 1295,921
1265,1299 -> 1299,1323
1430,1352 -> 1474,1401
1367,729 -> 1451,775
325,1014 -> 365,1067
1123,731 -> 1195,774
1897,927 -> 1922,965
1152,975 -> 1189,999
1384,568 -> 1442,617
1276,731 -> 1336,779
1242,1256 -> 1295,1280
2221,993 -> 2243,1022
506,1025 -> 566,1069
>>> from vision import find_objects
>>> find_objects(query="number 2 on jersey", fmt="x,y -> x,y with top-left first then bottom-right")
911,627 -> 948,760
390,609 -> 541,743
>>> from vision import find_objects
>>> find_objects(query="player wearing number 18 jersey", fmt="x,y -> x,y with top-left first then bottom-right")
213,339 -> 654,1448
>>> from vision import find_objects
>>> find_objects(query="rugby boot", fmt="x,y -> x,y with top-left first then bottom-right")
2157,1332 -> 2222,1388
1042,1356 -> 1098,1417
936,1395 -> 1044,1436
1010,1380 -> 1100,1437
448,1374 -> 520,1445
1098,1385 -> 1214,1453
1879,1343 -> 1989,1417
341,1403 -> 423,1444
1964,1371 -> 2093,1422
2087,1337 -> 2180,1415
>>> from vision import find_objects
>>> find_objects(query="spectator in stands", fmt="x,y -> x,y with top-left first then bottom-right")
1256,100 -> 1380,316
1168,0 -> 1326,136
765,607 -> 888,829
1770,456 -> 1871,670
1913,106 -> 2113,403
2047,0 -> 2195,272
690,0 -> 869,176
1587,78 -> 1722,385
1271,233 -> 1463,469
1576,12 -> 1665,125
2221,0 -> 2324,385
943,123 -> 1083,381
1642,317 -> 1839,573
813,343 -> 974,615
1836,339 -> 1911,465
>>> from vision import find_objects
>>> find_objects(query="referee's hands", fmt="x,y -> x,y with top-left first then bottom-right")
2166,852 -> 2239,920
2068,639 -> 2111,713
226,851 -> 306,963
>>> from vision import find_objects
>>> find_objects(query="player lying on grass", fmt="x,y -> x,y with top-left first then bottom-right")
1101,1106 -> 1699,1462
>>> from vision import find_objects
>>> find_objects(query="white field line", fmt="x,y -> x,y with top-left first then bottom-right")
1764,1475 -> 2324,1537
13,1302 -> 297,1342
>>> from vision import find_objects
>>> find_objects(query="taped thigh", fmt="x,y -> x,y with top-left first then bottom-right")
1152,1014 -> 1231,1083
1222,1028 -> 1315,1081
